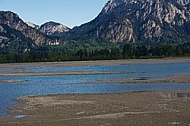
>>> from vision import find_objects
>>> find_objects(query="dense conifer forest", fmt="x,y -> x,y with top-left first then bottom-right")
0,42 -> 190,63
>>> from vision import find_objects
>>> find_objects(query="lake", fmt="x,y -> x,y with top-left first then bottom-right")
0,60 -> 190,116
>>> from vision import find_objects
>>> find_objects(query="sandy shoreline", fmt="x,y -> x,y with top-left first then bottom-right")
0,57 -> 190,67
1,91 -> 190,126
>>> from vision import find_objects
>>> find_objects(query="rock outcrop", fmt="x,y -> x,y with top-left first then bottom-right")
39,21 -> 70,36
26,22 -> 39,30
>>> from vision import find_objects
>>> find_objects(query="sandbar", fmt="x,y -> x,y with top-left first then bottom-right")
0,57 -> 190,67
84,73 -> 190,84
1,91 -> 190,126
0,80 -> 25,83
0,71 -> 133,76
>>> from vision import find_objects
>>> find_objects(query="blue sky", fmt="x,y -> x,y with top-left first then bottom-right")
0,0 -> 108,28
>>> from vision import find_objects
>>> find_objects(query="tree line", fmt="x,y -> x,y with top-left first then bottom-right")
0,43 -> 190,63
123,44 -> 190,58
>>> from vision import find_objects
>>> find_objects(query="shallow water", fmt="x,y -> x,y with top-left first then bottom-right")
0,61 -> 190,116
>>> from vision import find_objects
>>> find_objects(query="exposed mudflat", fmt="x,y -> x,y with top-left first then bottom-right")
1,91 -> 190,126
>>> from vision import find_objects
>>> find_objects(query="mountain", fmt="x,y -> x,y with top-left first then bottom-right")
26,21 -> 70,36
1,0 -> 190,53
39,21 -> 70,36
26,22 -> 40,30
0,11 -> 60,52
68,0 -> 190,44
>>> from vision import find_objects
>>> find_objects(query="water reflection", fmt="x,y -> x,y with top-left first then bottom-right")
168,92 -> 190,98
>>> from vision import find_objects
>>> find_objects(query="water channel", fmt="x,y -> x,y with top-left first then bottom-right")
0,61 -> 190,116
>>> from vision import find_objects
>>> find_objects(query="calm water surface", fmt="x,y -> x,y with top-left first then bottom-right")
0,61 -> 190,116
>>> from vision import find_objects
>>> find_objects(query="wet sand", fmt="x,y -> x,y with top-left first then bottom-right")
1,91 -> 190,126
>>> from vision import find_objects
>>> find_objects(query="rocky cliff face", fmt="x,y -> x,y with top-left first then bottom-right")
69,0 -> 190,44
40,21 -> 70,36
26,22 -> 40,30
0,11 -> 58,47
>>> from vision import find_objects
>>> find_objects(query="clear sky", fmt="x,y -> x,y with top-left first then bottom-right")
0,0 -> 108,28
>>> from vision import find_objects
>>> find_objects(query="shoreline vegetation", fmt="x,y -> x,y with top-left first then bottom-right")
0,58 -> 190,125
0,43 -> 190,63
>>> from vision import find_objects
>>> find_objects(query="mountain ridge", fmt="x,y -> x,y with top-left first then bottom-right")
0,11 -> 65,52
1,0 -> 190,53
67,0 -> 190,44
0,11 -> 59,45
39,21 -> 70,36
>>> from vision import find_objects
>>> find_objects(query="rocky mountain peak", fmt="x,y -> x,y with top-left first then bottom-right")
0,11 -> 26,29
70,0 -> 190,43
40,21 -> 70,36
102,0 -> 139,14
26,22 -> 39,30
0,11 -> 59,47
